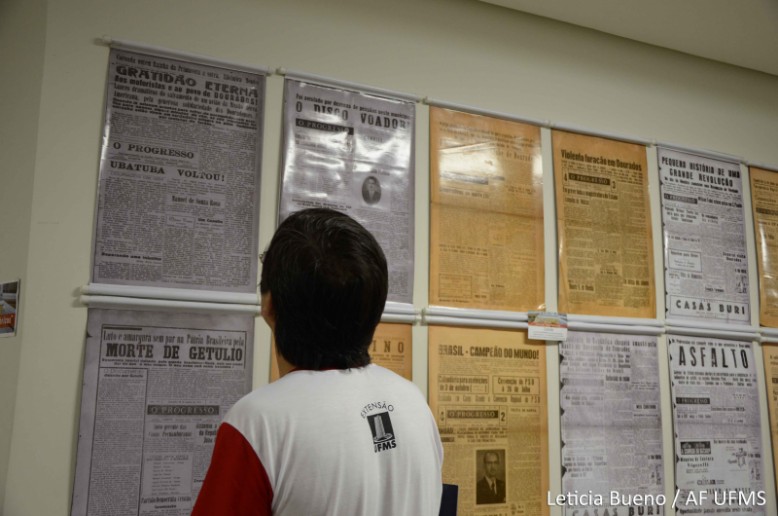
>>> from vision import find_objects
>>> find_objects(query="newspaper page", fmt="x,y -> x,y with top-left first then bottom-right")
762,345 -> 778,499
71,309 -> 254,516
429,107 -> 545,312
368,322 -> 413,380
553,130 -> 655,318
668,336 -> 767,514
749,166 -> 778,327
269,322 -> 413,381
558,332 -> 665,516
658,147 -> 749,323
429,326 -> 548,516
0,279 -> 19,336
92,49 -> 264,292
279,79 -> 415,303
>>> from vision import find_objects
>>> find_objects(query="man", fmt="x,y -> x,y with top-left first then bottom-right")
362,175 -> 381,204
192,208 -> 443,515
476,451 -> 506,504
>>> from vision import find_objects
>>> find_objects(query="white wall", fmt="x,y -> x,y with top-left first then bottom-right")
4,0 -> 778,514
0,0 -> 46,510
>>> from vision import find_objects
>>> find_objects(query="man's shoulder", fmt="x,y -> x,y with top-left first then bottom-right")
226,365 -> 411,409
365,364 -> 420,387
365,365 -> 431,402
224,364 -> 427,429
225,377 -> 298,419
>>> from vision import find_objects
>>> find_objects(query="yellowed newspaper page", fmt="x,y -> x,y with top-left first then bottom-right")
750,167 -> 778,327
429,326 -> 548,516
763,344 -> 778,498
430,107 -> 545,311
553,130 -> 655,318
269,323 -> 413,381
367,322 -> 412,380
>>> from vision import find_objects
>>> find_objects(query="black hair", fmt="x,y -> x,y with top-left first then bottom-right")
259,208 -> 388,370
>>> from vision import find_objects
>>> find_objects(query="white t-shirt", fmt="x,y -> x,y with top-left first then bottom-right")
193,364 -> 444,515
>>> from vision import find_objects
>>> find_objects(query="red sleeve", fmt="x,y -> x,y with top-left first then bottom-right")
191,422 -> 273,516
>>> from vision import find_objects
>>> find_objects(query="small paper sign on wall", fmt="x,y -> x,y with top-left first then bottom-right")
0,279 -> 20,337
527,311 -> 567,341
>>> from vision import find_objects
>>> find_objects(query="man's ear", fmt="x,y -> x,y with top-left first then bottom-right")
260,292 -> 275,331
263,293 -> 295,376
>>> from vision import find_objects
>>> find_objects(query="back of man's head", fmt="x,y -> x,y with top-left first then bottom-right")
259,208 -> 388,370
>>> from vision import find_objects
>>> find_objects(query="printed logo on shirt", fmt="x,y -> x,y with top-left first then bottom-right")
367,411 -> 397,453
